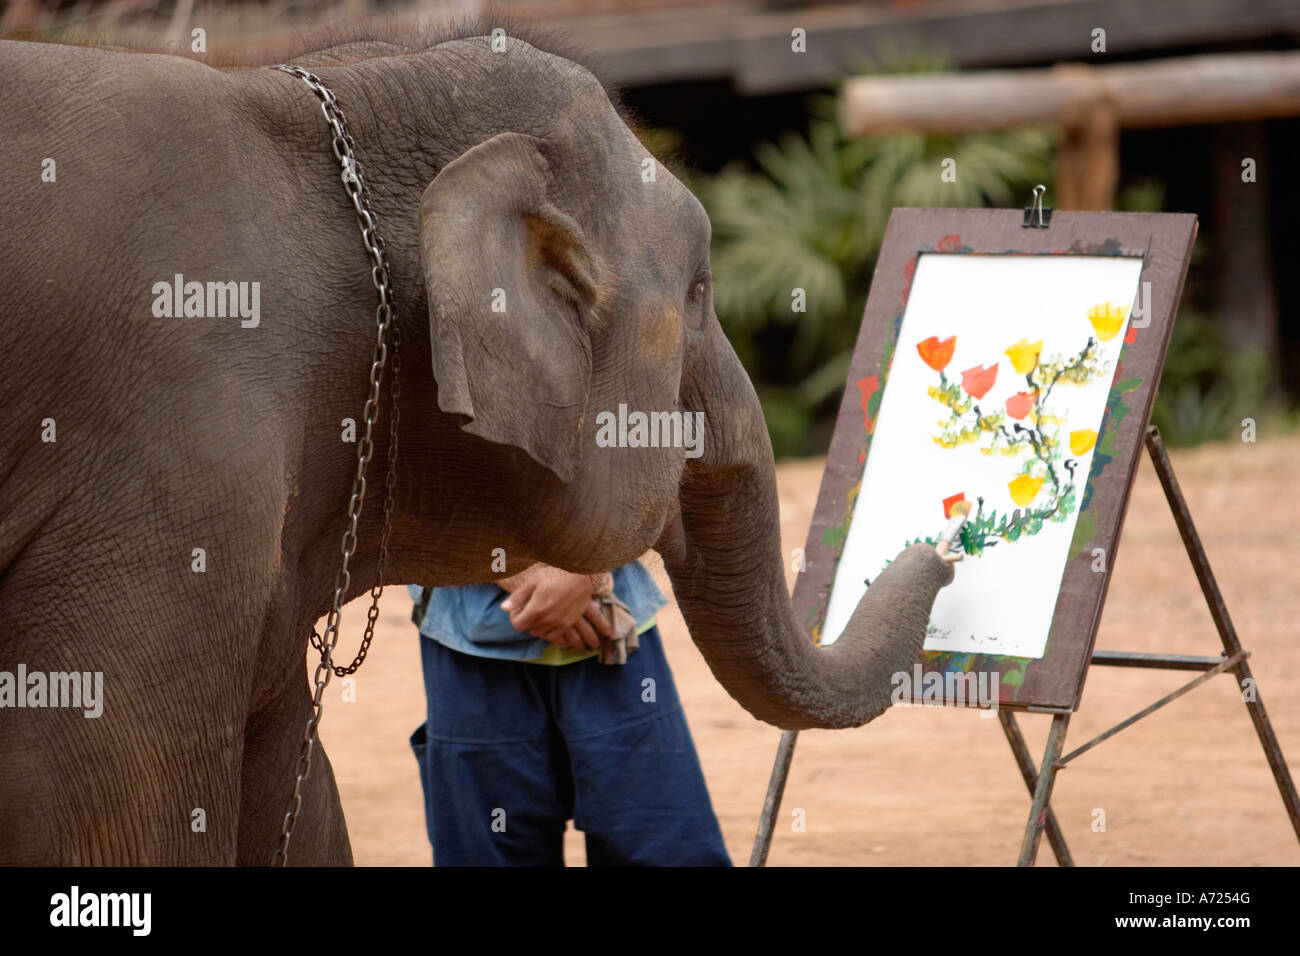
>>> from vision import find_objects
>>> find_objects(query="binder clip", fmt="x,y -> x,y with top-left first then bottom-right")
1022,184 -> 1052,228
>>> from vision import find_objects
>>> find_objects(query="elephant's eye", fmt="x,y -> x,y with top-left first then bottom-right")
687,266 -> 711,312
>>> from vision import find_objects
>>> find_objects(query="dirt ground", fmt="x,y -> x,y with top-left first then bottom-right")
319,433 -> 1300,866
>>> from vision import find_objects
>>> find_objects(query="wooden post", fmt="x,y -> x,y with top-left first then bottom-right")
1057,101 -> 1119,211
1079,103 -> 1119,210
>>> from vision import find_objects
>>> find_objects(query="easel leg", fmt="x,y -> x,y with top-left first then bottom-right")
749,729 -> 799,867
1000,711 -> 1074,866
1017,713 -> 1071,866
1145,426 -> 1300,841
1228,658 -> 1300,840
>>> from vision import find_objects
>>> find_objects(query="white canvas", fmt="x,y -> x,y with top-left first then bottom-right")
821,253 -> 1145,659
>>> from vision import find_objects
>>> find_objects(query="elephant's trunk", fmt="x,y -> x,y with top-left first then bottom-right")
660,360 -> 953,729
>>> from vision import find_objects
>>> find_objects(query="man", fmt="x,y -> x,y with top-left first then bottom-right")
408,560 -> 731,866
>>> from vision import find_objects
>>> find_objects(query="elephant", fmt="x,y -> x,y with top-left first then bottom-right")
0,23 -> 954,865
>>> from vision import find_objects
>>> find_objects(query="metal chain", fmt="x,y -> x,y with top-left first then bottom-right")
270,64 -> 399,866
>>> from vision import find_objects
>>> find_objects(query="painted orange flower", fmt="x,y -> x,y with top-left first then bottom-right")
1008,475 -> 1045,507
942,492 -> 966,518
960,363 -> 998,400
1005,389 -> 1038,420
1087,301 -> 1129,341
1069,429 -> 1098,455
1005,339 -> 1043,375
917,335 -> 956,372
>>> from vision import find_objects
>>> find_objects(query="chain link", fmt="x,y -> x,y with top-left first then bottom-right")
270,64 -> 400,866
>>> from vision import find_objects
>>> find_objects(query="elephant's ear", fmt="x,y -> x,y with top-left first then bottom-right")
420,132 -> 599,482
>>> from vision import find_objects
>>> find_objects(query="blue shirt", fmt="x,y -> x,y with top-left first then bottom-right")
408,562 -> 667,663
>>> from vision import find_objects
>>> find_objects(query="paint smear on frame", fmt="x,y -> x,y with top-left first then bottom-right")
821,253 -> 1144,659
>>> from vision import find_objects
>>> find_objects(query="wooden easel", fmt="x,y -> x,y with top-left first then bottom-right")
750,425 -> 1300,866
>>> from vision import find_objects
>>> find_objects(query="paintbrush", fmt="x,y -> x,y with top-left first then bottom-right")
935,500 -> 971,564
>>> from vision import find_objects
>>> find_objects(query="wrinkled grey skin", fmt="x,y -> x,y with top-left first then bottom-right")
0,32 -> 953,865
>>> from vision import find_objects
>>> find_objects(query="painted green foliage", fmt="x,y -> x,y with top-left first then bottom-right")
916,330 -> 1112,556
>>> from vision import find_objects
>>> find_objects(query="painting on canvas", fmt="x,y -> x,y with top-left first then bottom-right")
820,252 -> 1145,660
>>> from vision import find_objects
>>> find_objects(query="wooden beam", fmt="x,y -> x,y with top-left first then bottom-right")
841,53 -> 1300,136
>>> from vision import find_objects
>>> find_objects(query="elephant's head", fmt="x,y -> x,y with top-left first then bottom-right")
389,36 -> 953,729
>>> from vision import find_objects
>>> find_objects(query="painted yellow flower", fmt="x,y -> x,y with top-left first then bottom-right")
1008,475 -> 1045,507
1087,301 -> 1129,341
1069,428 -> 1098,455
1005,338 -> 1043,374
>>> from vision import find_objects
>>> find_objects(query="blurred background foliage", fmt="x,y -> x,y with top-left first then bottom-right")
667,58 -> 1286,458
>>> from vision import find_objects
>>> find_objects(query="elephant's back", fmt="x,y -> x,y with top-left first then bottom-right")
0,44 -> 302,412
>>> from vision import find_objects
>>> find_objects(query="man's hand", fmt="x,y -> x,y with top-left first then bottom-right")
539,600 -> 615,650
500,566 -> 613,650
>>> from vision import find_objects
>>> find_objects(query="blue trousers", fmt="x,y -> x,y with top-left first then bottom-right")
410,626 -> 732,866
